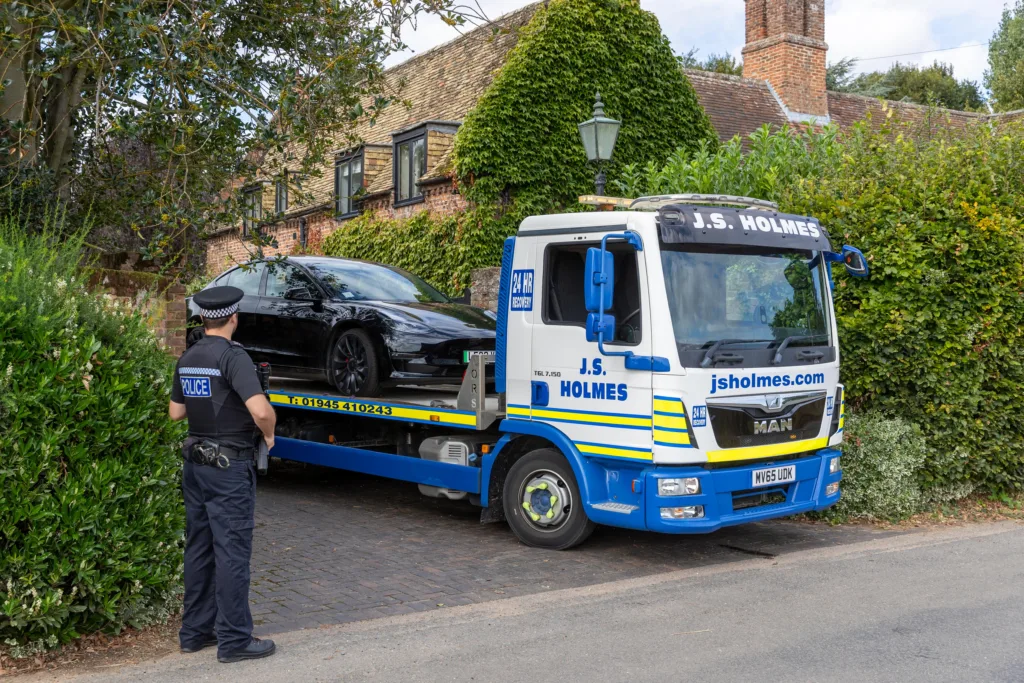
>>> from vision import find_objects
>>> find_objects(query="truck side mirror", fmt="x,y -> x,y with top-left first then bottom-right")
586,312 -> 616,342
584,247 -> 614,313
841,245 -> 869,278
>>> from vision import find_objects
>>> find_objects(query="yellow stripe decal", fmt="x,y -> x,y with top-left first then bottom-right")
269,392 -> 476,427
653,398 -> 685,414
529,408 -> 652,429
652,414 -> 688,430
653,429 -> 690,445
507,406 -> 530,417
576,443 -> 653,461
707,437 -> 830,463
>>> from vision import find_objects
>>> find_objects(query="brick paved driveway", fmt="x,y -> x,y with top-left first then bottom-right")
251,461 -> 896,636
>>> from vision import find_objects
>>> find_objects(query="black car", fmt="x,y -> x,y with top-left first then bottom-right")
187,256 -> 496,396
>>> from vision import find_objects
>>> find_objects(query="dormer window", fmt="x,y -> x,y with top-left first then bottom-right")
335,150 -> 364,218
394,130 -> 427,206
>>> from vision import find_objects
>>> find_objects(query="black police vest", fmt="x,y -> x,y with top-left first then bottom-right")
176,336 -> 258,450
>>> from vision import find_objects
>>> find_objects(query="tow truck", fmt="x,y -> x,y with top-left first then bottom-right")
266,194 -> 869,549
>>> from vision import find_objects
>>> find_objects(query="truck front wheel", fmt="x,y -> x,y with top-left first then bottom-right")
503,449 -> 595,550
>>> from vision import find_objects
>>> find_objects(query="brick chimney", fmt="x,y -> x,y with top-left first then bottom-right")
742,0 -> 829,122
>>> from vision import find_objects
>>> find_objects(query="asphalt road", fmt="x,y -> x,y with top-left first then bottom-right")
31,521 -> 1024,683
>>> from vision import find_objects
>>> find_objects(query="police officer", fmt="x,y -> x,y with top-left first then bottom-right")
168,286 -> 277,663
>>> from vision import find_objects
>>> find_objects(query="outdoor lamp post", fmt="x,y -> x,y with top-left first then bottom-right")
577,92 -> 621,197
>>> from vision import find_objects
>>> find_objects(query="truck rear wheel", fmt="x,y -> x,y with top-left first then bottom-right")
503,448 -> 595,550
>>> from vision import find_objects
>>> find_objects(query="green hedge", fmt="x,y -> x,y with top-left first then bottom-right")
0,218 -> 186,649
623,115 -> 1024,494
453,0 -> 718,208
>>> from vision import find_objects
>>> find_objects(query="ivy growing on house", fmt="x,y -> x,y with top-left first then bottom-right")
453,0 -> 719,209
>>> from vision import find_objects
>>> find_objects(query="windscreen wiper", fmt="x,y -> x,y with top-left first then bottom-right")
771,335 -> 828,365
700,339 -> 752,369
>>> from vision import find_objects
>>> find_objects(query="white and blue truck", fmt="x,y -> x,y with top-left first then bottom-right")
268,194 -> 869,549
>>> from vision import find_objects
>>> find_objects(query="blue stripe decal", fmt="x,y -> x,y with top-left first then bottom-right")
508,403 -> 530,410
654,441 -> 696,449
575,440 -> 651,453
522,415 -> 651,431
494,237 -> 515,395
652,426 -> 688,433
653,395 -> 683,402
653,409 -> 686,417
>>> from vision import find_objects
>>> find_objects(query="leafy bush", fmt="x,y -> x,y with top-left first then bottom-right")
622,114 -> 1024,495
823,413 -> 928,521
0,216 -> 186,649
454,0 -> 718,208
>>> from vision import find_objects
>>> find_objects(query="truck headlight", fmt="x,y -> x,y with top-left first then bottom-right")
829,457 -> 841,474
658,478 -> 701,496
660,505 -> 705,519
826,482 -> 840,496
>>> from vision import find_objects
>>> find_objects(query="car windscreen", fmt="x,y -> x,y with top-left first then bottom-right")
302,259 -> 449,303
660,246 -> 831,354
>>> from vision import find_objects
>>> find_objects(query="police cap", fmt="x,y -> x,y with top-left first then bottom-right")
193,286 -> 244,319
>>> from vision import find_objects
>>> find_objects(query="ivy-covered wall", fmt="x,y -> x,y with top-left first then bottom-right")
453,0 -> 719,209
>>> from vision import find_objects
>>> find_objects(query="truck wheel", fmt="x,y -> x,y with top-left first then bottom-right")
503,449 -> 595,550
330,328 -> 381,397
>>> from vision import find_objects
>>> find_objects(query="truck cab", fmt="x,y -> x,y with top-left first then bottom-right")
494,195 -> 868,544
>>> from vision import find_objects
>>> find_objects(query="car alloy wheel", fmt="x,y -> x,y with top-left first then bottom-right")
330,329 -> 381,396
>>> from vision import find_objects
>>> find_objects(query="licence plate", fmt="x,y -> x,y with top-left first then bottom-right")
752,465 -> 796,488
463,350 -> 496,363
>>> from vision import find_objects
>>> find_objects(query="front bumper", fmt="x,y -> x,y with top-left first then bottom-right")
642,449 -> 842,533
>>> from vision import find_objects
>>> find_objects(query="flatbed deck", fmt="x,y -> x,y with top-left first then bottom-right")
269,375 -> 503,431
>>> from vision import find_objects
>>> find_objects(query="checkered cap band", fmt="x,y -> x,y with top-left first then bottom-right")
198,303 -> 238,319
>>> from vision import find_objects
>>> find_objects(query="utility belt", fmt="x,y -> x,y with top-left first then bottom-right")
184,437 -> 254,470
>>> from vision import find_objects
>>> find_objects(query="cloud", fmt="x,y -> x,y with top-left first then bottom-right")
387,0 -> 1005,86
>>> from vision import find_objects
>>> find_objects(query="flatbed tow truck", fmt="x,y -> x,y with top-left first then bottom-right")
266,194 -> 869,549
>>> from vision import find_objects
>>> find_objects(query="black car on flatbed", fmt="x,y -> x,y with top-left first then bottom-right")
187,256 -> 496,396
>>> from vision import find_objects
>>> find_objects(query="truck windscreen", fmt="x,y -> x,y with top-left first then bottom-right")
660,247 -> 831,365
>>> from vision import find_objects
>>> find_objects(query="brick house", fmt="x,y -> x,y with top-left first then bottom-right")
204,0 -> 1019,275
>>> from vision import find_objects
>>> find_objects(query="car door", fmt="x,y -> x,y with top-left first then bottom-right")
219,262 -> 266,354
257,261 -> 331,371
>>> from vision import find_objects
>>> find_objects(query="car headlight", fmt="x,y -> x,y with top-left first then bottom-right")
658,477 -> 701,496
829,457 -> 841,474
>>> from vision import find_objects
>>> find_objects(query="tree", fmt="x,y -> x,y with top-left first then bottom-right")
829,60 -> 985,111
986,0 -> 1024,112
679,49 -> 743,76
0,0 -> 480,273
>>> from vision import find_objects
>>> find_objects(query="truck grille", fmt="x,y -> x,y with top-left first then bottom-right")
732,487 -> 789,511
707,392 -> 826,449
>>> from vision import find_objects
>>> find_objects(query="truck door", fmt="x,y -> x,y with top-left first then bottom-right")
529,239 -> 654,461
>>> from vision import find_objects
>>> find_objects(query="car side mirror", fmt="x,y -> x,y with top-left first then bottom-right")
285,286 -> 316,300
841,245 -> 869,278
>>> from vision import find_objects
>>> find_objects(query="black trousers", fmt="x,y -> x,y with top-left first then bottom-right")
179,457 -> 256,655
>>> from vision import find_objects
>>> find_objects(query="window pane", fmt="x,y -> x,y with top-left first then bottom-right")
305,259 -> 449,303
264,263 -> 315,298
399,142 -> 412,200
339,164 -> 350,215
225,263 -> 265,296
414,138 -> 426,177
351,156 -> 363,203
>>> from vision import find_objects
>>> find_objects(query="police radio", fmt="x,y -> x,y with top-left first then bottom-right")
255,362 -> 272,475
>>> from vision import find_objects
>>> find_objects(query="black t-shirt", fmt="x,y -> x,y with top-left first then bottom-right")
171,336 -> 263,449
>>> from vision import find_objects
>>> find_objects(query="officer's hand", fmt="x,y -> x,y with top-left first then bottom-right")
264,434 -> 275,451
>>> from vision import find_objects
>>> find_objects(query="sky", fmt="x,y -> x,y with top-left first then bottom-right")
385,0 -> 1012,90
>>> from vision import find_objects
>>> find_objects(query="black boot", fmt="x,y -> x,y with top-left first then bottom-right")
180,635 -> 218,653
217,637 -> 276,663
